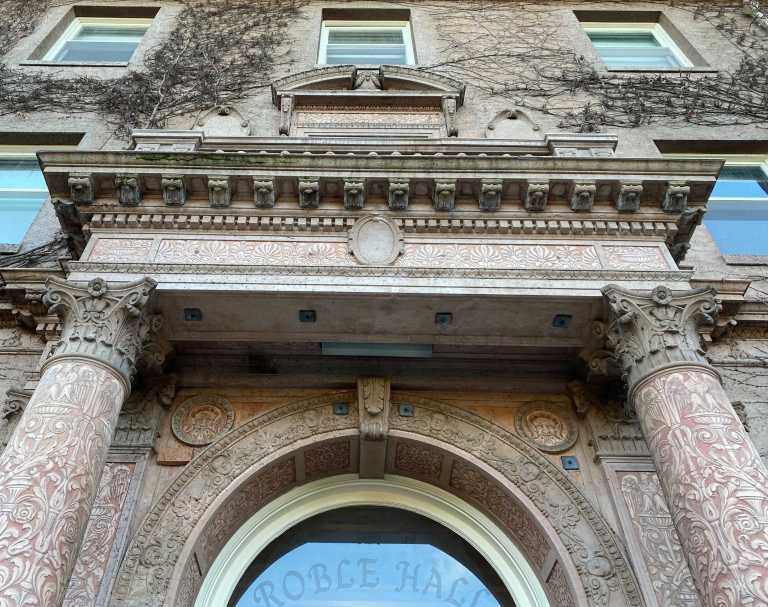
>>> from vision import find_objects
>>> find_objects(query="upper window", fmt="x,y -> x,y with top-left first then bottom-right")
44,17 -> 152,63
319,21 -> 414,65
583,23 -> 693,69
0,152 -> 48,252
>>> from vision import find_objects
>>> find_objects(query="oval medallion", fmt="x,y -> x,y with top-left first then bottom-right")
514,402 -> 578,454
171,394 -> 235,447
348,215 -> 403,266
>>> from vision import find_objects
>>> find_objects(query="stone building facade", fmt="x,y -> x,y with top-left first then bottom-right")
0,1 -> 767,607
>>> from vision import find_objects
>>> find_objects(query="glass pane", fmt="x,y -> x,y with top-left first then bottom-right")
56,40 -> 140,62
326,45 -> 407,64
596,47 -> 681,69
705,200 -> 768,255
0,159 -> 47,190
588,31 -> 661,47
711,165 -> 768,198
74,26 -> 146,41
328,29 -> 404,45
0,191 -> 47,245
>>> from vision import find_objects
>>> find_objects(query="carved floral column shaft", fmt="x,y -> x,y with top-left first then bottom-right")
603,285 -> 768,607
0,277 -> 158,607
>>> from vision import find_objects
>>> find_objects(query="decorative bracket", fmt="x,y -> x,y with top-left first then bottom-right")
479,179 -> 503,211
571,182 -> 597,212
524,182 -> 550,211
68,174 -> 94,204
388,181 -> 409,210
662,182 -> 690,213
344,179 -> 366,210
161,176 -> 186,207
298,178 -> 320,209
433,181 -> 456,211
357,377 -> 391,478
115,174 -> 143,206
208,177 -> 231,208
254,178 -> 276,208
615,183 -> 643,213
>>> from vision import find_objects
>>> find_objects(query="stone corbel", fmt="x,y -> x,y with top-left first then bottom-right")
388,181 -> 409,210
524,182 -> 550,211
479,179 -> 503,211
344,179 -> 366,210
615,183 -> 643,212
442,96 -> 459,137
52,200 -> 86,257
161,176 -> 186,207
298,178 -> 320,209
68,173 -> 95,204
357,377 -> 391,478
662,182 -> 690,213
279,94 -> 294,136
571,182 -> 597,212
433,181 -> 456,211
115,174 -> 143,206
254,178 -> 277,208
208,177 -> 231,208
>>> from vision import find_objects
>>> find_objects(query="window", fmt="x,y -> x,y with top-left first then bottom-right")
583,23 -> 692,69
0,152 -> 48,251
44,17 -> 152,63
319,21 -> 414,65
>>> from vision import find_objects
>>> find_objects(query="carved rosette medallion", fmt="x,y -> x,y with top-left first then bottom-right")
514,402 -> 578,453
348,215 -> 403,266
171,395 -> 235,446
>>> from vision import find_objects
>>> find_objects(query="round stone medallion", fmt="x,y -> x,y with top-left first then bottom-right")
348,215 -> 403,266
514,402 -> 578,454
171,395 -> 235,447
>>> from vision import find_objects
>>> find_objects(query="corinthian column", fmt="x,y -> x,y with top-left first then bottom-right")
0,277 -> 158,607
603,284 -> 768,607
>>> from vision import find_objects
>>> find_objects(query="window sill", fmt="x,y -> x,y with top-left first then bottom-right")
20,60 -> 130,67
723,254 -> 768,266
603,66 -> 719,74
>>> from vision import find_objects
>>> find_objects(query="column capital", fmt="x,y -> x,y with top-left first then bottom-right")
43,277 -> 159,387
601,284 -> 720,391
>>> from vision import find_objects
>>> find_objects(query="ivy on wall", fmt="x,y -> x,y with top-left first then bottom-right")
0,0 -> 304,136
418,0 -> 768,130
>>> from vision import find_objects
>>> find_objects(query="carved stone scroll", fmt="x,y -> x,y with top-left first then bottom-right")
442,96 -> 459,137
571,182 -> 597,212
433,182 -> 456,211
343,179 -> 366,210
662,183 -> 690,213
162,176 -> 187,207
253,178 -> 276,209
604,285 -> 768,607
388,180 -> 409,210
615,183 -> 643,213
480,179 -> 503,211
68,174 -> 94,205
357,377 -> 390,478
208,177 -> 231,208
524,182 -> 550,211
279,94 -> 293,136
298,178 -> 320,209
115,175 -> 142,206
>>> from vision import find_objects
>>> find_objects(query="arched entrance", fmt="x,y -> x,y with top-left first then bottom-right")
111,392 -> 643,607
196,476 -> 550,607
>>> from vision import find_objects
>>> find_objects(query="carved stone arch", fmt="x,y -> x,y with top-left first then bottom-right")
111,391 -> 643,607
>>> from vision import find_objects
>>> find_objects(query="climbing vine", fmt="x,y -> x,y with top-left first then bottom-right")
0,0 -> 305,136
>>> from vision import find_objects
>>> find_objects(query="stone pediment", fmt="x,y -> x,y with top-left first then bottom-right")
271,66 -> 466,137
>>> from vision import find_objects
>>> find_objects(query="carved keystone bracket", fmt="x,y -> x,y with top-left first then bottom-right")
254,178 -> 277,208
662,182 -> 690,213
344,179 -> 366,210
115,174 -> 143,206
208,177 -> 231,208
279,94 -> 294,136
388,181 -> 409,210
602,284 -> 720,391
161,176 -> 186,207
615,183 -> 643,213
480,179 -> 503,211
524,182 -> 550,211
43,277 -> 160,387
357,377 -> 391,478
68,174 -> 95,204
442,96 -> 459,137
433,182 -> 456,211
298,178 -> 320,209
571,182 -> 597,212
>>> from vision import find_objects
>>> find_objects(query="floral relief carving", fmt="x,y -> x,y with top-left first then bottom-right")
514,402 -> 578,453
618,471 -> 699,607
171,394 -> 235,447
547,561 -> 577,607
89,239 -> 154,263
0,362 -> 126,607
634,369 -> 768,607
62,462 -> 135,607
393,441 -> 443,481
303,440 -> 352,478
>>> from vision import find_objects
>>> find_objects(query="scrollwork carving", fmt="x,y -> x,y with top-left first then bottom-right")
115,175 -> 142,206
524,182 -> 550,211
161,176 -> 186,207
480,179 -> 503,211
298,178 -> 320,209
68,174 -> 94,204
208,177 -> 231,208
662,183 -> 690,213
387,181 -> 409,210
433,182 -> 456,211
615,183 -> 643,213
343,179 -> 366,210
254,178 -> 276,208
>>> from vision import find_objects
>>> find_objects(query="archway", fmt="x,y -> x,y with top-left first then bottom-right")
111,391 -> 643,607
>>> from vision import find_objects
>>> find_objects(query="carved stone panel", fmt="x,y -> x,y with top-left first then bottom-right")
171,394 -> 235,447
348,216 -> 403,266
514,402 -> 578,453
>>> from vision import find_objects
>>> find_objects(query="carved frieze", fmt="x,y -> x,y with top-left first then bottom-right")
115,376 -> 176,449
344,179 -> 366,210
68,174 -> 95,205
387,181 -> 409,210
348,216 -> 403,266
115,175 -> 143,206
514,402 -> 578,453
524,182 -> 550,211
298,178 -> 320,209
615,183 -> 643,213
479,179 -> 503,211
433,182 -> 456,211
662,183 -> 690,213
208,178 -> 231,208
253,178 -> 276,209
571,182 -> 597,212
171,394 -> 235,447
161,176 -> 187,207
